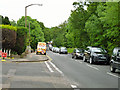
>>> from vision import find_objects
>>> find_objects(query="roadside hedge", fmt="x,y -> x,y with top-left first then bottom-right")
0,25 -> 17,31
0,25 -> 17,49
13,27 -> 28,55
0,25 -> 28,55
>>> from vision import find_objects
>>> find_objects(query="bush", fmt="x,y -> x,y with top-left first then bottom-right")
13,27 -> 28,55
0,25 -> 17,49
67,48 -> 75,53
0,25 -> 17,31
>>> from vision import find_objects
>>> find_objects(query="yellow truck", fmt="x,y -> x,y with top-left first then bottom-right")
36,42 -> 46,55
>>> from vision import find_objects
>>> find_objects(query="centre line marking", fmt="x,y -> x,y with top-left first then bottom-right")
45,61 -> 54,72
107,72 -> 120,78
86,64 -> 99,71
49,61 -> 64,75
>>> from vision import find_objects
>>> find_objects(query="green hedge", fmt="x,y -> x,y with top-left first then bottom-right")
0,24 -> 17,31
13,27 -> 28,55
67,48 -> 75,53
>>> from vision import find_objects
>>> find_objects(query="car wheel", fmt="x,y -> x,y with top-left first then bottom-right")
90,57 -> 93,64
83,56 -> 86,62
74,55 -> 77,59
110,64 -> 116,73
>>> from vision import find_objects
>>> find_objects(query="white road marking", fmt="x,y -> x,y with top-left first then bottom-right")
86,64 -> 99,71
49,61 -> 64,76
71,84 -> 77,88
107,72 -> 120,78
45,61 -> 54,72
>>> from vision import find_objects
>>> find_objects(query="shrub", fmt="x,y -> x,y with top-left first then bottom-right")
0,25 -> 17,49
13,27 -> 28,55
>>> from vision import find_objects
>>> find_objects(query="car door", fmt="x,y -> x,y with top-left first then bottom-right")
85,48 -> 91,60
116,49 -> 120,69
112,48 -> 120,69
72,49 -> 75,57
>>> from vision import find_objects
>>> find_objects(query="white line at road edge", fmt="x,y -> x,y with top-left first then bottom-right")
71,85 -> 77,88
86,64 -> 99,71
45,61 -> 54,72
107,72 -> 120,78
48,61 -> 64,76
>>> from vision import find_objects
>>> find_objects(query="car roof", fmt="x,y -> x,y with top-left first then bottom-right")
114,47 -> 120,49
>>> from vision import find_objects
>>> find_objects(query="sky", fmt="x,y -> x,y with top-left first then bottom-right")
0,0 -> 81,28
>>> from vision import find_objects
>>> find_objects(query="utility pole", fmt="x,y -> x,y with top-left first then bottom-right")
29,22 -> 31,53
25,4 -> 43,27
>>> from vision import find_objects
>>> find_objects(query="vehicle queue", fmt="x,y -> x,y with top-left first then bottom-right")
48,44 -> 120,73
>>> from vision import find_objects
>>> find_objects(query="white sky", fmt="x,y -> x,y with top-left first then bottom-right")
0,0 -> 80,28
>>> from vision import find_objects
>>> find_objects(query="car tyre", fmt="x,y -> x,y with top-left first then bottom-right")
110,64 -> 116,73
74,55 -> 77,59
83,56 -> 87,62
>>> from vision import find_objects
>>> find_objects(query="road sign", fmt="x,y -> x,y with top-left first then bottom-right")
2,52 -> 7,58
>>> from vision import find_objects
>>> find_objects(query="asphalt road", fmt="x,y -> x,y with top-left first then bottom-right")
47,51 -> 120,88
1,51 -> 120,89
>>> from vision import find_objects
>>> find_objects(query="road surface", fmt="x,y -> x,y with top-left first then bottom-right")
1,51 -> 120,89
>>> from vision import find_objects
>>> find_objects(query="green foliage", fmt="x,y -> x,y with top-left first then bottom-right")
0,25 -> 17,31
0,15 -> 11,25
43,1 -> 119,54
1,24 -> 17,50
17,16 -> 45,50
13,27 -> 28,55
10,20 -> 17,26
67,48 -> 75,53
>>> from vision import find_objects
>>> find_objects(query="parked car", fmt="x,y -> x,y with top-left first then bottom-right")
54,47 -> 60,53
52,47 -> 55,52
53,47 -> 57,52
49,44 -> 53,51
72,48 -> 84,59
110,47 -> 120,72
83,46 -> 110,64
59,47 -> 68,54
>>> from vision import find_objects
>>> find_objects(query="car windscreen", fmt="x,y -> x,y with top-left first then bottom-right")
92,48 -> 106,53
76,49 -> 84,53
61,48 -> 67,50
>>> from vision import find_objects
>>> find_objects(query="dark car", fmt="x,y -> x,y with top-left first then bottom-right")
110,47 -> 120,72
83,47 -> 110,64
59,47 -> 68,54
72,48 -> 84,59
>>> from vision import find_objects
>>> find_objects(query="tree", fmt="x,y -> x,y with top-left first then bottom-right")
2,16 -> 11,25
17,16 -> 45,50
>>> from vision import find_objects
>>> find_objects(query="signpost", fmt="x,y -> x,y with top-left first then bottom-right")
2,52 -> 7,58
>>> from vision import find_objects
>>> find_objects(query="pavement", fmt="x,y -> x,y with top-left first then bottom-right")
0,53 -> 49,63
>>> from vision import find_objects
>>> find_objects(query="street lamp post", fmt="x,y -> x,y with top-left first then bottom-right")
25,4 -> 42,53
25,4 -> 43,27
